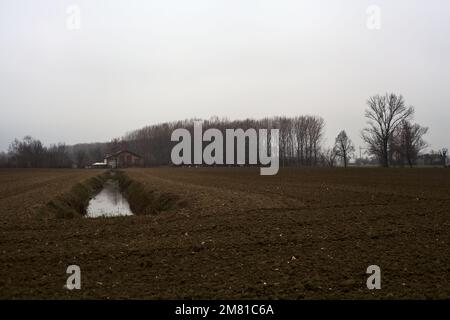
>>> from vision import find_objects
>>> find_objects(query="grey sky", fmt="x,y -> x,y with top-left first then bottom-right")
1,0 -> 449,152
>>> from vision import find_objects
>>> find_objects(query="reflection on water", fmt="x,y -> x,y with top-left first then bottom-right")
86,179 -> 133,218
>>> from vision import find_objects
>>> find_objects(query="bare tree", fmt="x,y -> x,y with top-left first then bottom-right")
440,148 -> 448,167
310,116 -> 325,165
6,136 -> 73,168
277,116 -> 291,167
321,147 -> 338,167
334,130 -> 354,168
69,142 -> 108,167
74,149 -> 87,168
362,93 -> 414,167
8,136 -> 45,168
0,152 -> 9,167
293,116 -> 307,165
391,120 -> 428,167
46,143 -> 72,168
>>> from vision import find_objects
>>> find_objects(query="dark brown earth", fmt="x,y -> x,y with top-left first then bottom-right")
1,167 -> 450,299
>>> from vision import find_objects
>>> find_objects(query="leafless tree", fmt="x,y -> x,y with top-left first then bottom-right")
7,136 -> 72,168
334,130 -> 354,168
362,93 -> 414,167
45,143 -> 72,168
293,116 -> 307,165
8,136 -> 45,168
440,148 -> 448,167
0,152 -> 9,167
69,142 -> 108,167
321,147 -> 338,167
74,149 -> 87,168
391,120 -> 428,167
308,116 -> 325,166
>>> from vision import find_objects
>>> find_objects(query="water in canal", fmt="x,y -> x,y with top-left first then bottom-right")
86,179 -> 133,218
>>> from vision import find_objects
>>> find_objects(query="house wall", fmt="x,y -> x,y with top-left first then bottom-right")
108,152 -> 143,168
106,158 -> 118,168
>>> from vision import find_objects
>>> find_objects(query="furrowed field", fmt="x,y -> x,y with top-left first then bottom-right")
1,167 -> 450,299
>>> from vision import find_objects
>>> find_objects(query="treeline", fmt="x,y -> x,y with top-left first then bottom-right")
0,116 -> 329,168
2,137 -> 72,168
114,93 -> 448,168
0,136 -> 107,168
113,115 -> 328,167
0,92 -> 447,169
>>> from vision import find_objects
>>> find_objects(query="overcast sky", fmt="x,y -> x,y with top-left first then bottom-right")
1,0 -> 449,152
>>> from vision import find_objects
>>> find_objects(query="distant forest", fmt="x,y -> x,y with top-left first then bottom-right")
0,93 -> 448,169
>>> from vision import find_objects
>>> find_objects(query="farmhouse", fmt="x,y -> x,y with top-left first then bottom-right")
105,150 -> 144,168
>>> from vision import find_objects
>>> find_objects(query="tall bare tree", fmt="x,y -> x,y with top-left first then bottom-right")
362,93 -> 414,167
334,130 -> 354,168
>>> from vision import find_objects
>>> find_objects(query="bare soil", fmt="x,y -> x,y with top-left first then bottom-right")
1,167 -> 449,299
